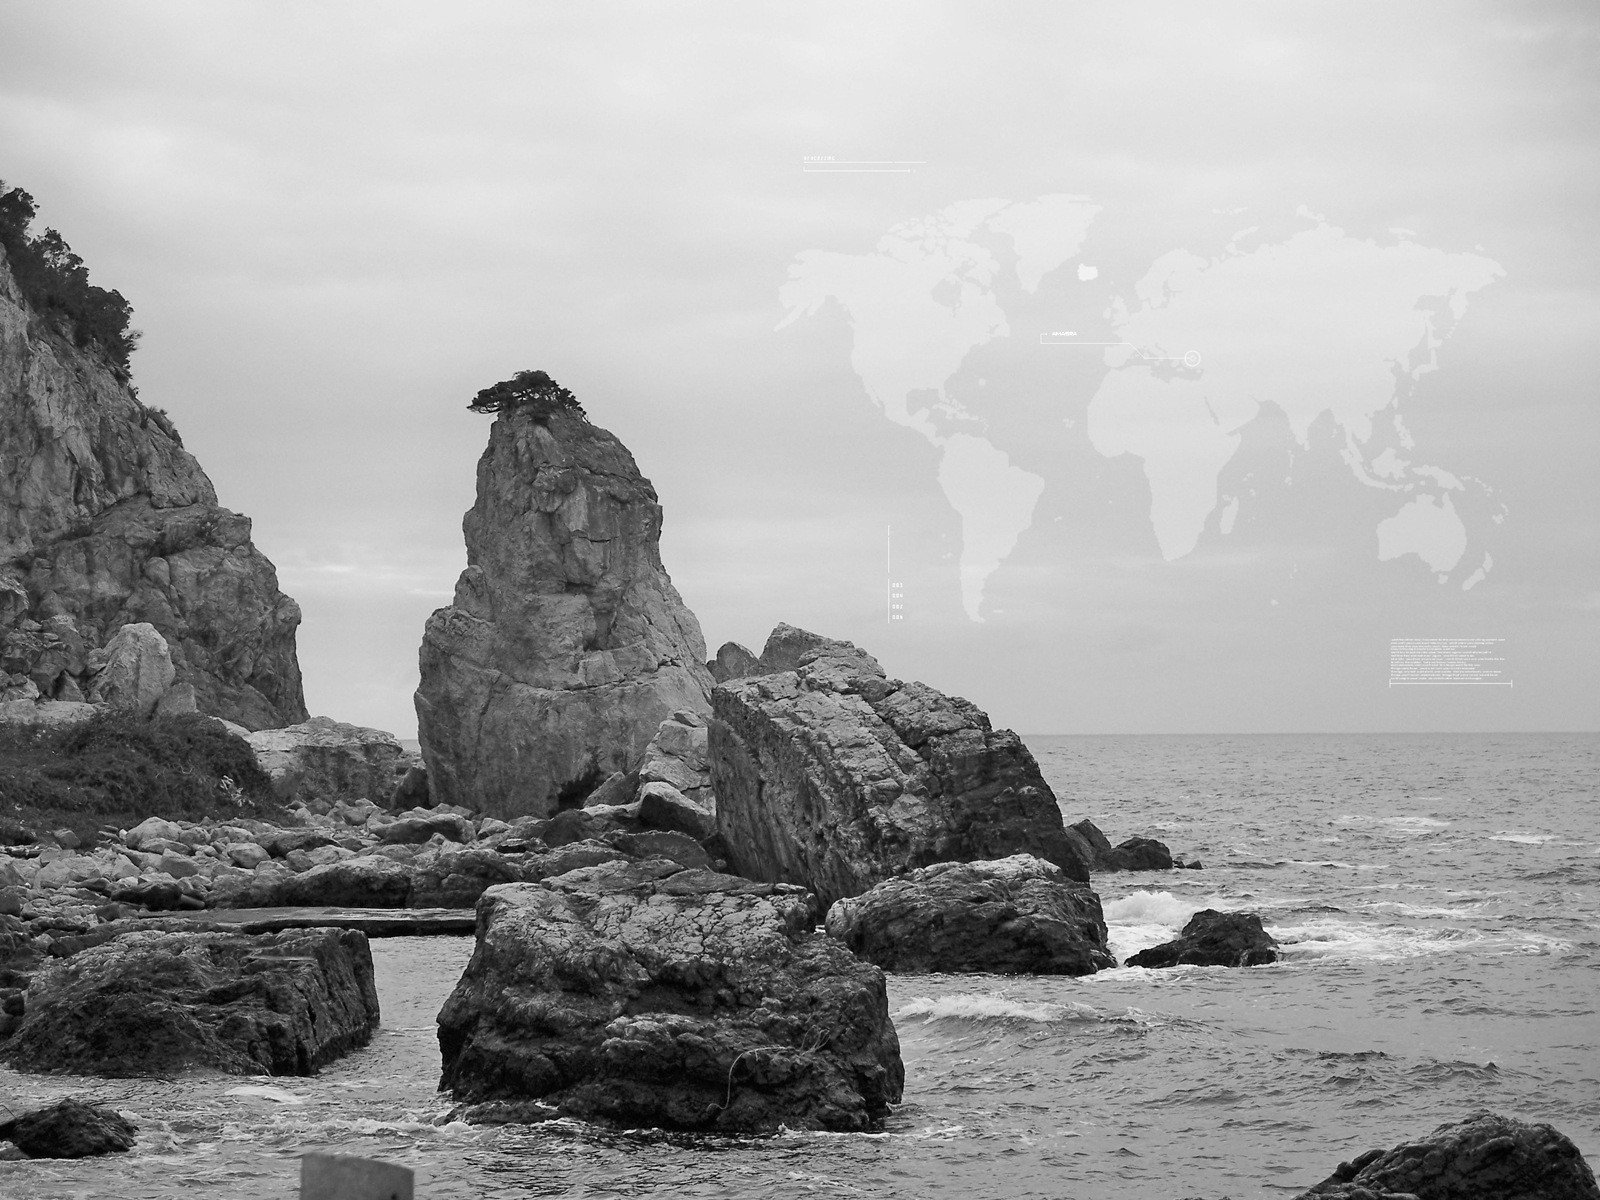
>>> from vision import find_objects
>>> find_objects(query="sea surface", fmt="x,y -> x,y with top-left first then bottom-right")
3,732 -> 1596,1199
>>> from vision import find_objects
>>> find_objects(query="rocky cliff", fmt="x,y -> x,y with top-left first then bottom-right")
0,245 -> 306,729
415,407 -> 713,817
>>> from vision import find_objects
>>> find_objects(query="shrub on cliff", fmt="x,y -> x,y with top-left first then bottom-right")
0,182 -> 139,375
467,369 -> 586,421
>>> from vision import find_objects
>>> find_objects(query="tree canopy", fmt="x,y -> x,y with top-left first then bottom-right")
468,369 -> 586,420
0,182 -> 139,376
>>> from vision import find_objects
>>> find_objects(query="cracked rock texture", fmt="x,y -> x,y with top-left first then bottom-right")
437,859 -> 904,1132
709,628 -> 1090,910
825,854 -> 1113,975
0,245 -> 306,729
1294,1110 -> 1599,1200
3,926 -> 379,1077
416,409 -> 712,817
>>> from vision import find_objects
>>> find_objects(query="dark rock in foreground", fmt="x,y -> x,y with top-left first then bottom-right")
3,927 -> 379,1076
0,1097 -> 136,1158
710,627 -> 1090,910
1295,1110 -> 1600,1199
825,855 -> 1114,976
437,859 -> 903,1132
1124,909 -> 1278,969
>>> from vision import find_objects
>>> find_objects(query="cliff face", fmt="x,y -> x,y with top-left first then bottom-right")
416,407 -> 713,818
0,245 -> 307,729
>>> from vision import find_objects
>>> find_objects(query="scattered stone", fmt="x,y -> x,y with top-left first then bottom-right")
710,627 -> 1090,909
1294,1110 -> 1600,1199
246,716 -> 403,807
437,860 -> 903,1132
636,713 -> 712,806
582,770 -> 638,810
3,927 -> 379,1076
390,762 -> 430,809
1124,910 -> 1279,969
378,812 -> 474,846
826,855 -> 1113,975
415,407 -> 714,818
0,1097 -> 136,1158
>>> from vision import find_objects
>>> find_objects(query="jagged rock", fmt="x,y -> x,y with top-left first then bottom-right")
1124,910 -> 1279,968
751,623 -> 845,674
607,829 -> 713,870
825,854 -> 1113,975
1294,1110 -> 1599,1199
415,408 -> 713,818
638,781 -> 715,842
437,860 -> 903,1132
710,627 -> 1090,910
246,716 -> 403,806
0,246 -> 307,729
708,641 -> 761,683
541,804 -> 639,848
154,681 -> 199,716
86,622 -> 175,715
0,1098 -> 136,1158
2,927 -> 379,1076
636,712 -> 712,806
1068,819 -> 1176,872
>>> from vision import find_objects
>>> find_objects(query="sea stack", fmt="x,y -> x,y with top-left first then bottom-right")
0,240 -> 306,729
416,403 -> 712,817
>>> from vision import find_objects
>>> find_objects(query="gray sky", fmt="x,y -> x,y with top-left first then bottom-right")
2,1 -> 1595,736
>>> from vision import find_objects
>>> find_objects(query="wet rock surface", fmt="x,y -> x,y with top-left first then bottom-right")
437,859 -> 903,1132
1124,909 -> 1278,968
0,1097 -> 137,1158
415,408 -> 713,819
2,925 -> 379,1076
1294,1110 -> 1600,1199
710,627 -> 1090,909
825,854 -> 1113,975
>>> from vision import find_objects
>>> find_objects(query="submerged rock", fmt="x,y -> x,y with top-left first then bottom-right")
416,407 -> 713,818
3,927 -> 379,1076
710,626 -> 1090,909
245,716 -> 404,806
0,1097 -> 136,1158
437,860 -> 903,1132
825,855 -> 1113,975
1124,909 -> 1278,969
1294,1110 -> 1600,1199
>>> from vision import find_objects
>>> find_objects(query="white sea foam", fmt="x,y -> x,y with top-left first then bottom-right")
1489,832 -> 1553,845
894,994 -> 1102,1024
1274,918 -> 1571,962
1335,814 -> 1450,833
224,1084 -> 305,1105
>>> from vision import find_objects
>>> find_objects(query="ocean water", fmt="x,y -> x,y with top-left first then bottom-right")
3,732 -> 1596,1199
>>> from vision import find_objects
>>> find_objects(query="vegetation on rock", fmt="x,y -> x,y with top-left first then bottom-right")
0,711 -> 278,843
467,369 -> 586,421
0,182 -> 139,375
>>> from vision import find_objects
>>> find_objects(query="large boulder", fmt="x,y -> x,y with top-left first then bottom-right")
0,1098 -> 136,1159
1124,909 -> 1279,969
3,926 -> 379,1076
245,716 -> 404,806
1067,819 -> 1175,872
825,854 -> 1113,975
707,641 -> 761,683
85,622 -> 175,715
1294,1110 -> 1599,1199
437,859 -> 904,1132
0,244 -> 307,729
415,407 -> 713,818
709,628 -> 1090,909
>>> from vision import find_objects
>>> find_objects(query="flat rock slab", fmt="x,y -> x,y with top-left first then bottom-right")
825,855 -> 1114,975
438,859 -> 903,1133
147,907 -> 476,936
3,926 -> 379,1077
